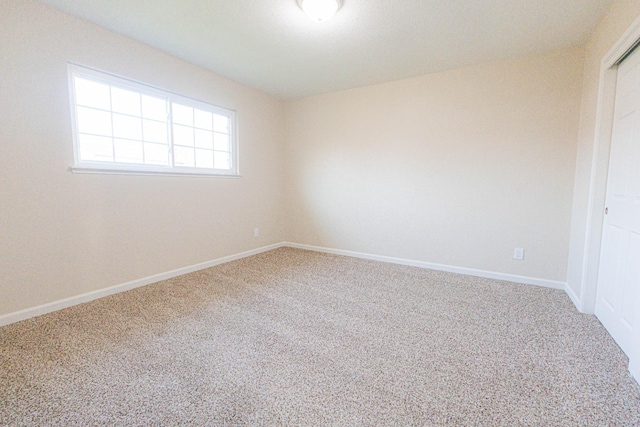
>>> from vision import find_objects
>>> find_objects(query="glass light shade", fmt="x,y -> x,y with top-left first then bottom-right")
298,0 -> 341,22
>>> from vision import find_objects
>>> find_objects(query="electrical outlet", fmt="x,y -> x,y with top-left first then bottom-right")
253,228 -> 259,238
513,247 -> 524,260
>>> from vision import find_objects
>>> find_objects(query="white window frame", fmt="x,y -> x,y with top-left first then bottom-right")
68,63 -> 240,177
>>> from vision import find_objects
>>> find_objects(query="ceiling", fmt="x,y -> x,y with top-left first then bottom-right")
36,0 -> 613,99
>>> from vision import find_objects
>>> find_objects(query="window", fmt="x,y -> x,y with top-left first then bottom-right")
68,64 -> 238,176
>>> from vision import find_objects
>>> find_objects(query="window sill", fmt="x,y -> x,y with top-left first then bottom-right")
70,166 -> 242,178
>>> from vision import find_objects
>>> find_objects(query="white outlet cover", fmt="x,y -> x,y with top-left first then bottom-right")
513,248 -> 524,260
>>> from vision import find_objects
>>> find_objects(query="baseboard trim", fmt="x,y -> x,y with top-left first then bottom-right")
630,356 -> 640,386
283,242 -> 566,290
0,241 -> 568,327
0,243 -> 285,327
564,283 -> 584,313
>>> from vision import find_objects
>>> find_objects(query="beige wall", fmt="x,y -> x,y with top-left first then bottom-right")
4,0 -> 630,319
284,48 -> 584,282
0,0 -> 284,316
566,0 -> 640,310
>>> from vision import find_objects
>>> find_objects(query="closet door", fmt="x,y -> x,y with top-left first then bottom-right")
595,45 -> 640,366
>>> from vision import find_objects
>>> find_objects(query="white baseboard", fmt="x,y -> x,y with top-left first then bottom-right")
284,242 -> 567,290
564,283 -> 584,312
0,243 -> 285,327
0,241 -> 568,328
630,355 -> 640,386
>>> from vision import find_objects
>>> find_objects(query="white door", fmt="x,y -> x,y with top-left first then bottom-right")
595,45 -> 640,366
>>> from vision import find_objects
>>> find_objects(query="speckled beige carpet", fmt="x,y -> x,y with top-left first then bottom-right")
1,247 -> 639,426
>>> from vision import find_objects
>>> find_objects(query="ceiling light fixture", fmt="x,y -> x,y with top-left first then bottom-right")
297,0 -> 342,22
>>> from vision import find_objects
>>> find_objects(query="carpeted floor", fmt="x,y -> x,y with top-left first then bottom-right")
1,247 -> 639,426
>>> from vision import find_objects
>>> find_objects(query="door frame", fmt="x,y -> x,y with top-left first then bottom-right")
581,14 -> 640,379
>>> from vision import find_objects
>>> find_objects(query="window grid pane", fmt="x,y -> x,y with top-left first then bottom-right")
74,77 -> 111,110
172,124 -> 194,147
71,65 -> 236,174
170,102 -> 233,170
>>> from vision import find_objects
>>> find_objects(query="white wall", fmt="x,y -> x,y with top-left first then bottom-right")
4,0 -> 631,322
0,0 -> 284,317
563,0 -> 640,381
566,0 -> 640,311
284,48 -> 584,283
